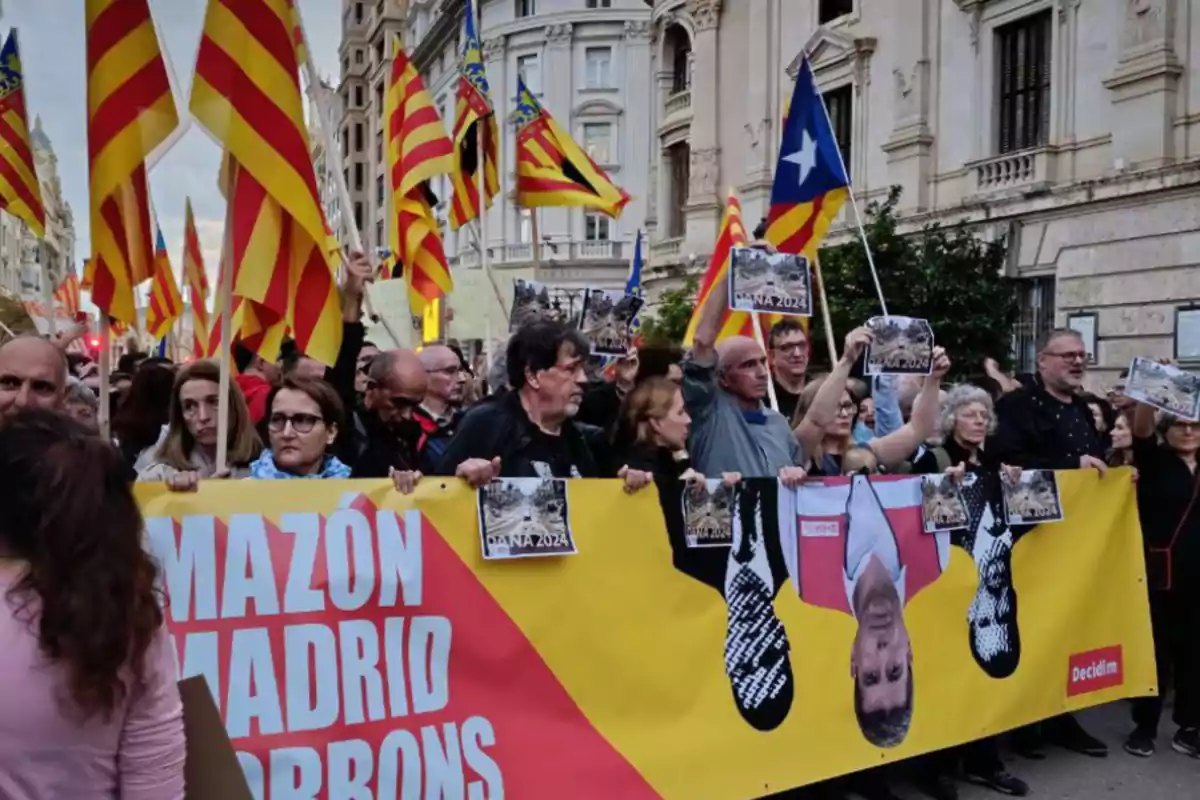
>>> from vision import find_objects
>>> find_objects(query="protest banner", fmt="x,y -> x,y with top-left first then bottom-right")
136,468 -> 1155,799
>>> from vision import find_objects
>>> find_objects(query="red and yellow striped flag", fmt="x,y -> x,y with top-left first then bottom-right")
387,39 -> 454,314
53,268 -> 82,318
85,0 -> 179,326
182,200 -> 211,359
513,80 -> 629,218
683,191 -> 782,347
190,0 -> 341,365
448,0 -> 499,230
0,30 -> 46,239
145,222 -> 183,340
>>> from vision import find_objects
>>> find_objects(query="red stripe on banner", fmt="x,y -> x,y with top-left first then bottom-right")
87,60 -> 172,161
0,113 -> 37,177
194,40 -> 320,204
0,153 -> 43,217
215,0 -> 297,74
86,0 -> 148,73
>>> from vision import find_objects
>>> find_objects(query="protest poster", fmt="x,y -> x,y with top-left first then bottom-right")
728,247 -> 813,317
1125,356 -> 1200,421
579,288 -> 644,356
865,316 -> 935,376
137,469 -> 1154,799
508,279 -> 575,331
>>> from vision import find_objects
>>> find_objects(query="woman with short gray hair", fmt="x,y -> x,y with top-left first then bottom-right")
913,384 -> 997,473
62,378 -> 99,432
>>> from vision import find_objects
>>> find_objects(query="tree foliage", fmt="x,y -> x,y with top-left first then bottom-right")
640,189 -> 1017,383
805,187 -> 1017,380
641,276 -> 699,346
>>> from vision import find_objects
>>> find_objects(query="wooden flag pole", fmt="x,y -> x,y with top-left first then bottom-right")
812,254 -> 838,366
750,312 -> 779,412
477,121 -> 507,316
215,222 -> 234,472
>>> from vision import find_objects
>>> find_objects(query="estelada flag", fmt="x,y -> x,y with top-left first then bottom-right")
513,78 -> 629,218
765,55 -> 850,258
683,191 -> 781,347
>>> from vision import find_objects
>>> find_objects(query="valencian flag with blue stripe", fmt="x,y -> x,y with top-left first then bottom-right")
765,55 -> 850,259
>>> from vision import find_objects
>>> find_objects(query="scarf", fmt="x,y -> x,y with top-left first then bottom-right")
249,450 -> 352,480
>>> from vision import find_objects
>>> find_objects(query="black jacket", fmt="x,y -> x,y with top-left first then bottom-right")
434,390 -> 603,478
348,409 -> 423,478
1131,434 -> 1200,593
990,383 -> 1104,470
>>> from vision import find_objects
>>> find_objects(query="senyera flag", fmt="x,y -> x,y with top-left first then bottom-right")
0,29 -> 46,240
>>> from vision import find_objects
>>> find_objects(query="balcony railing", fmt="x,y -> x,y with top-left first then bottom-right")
664,89 -> 692,117
651,237 -> 683,259
449,240 -> 629,267
968,146 -> 1056,194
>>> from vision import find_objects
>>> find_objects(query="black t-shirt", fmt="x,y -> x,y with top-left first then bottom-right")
773,380 -> 801,422
525,427 -> 583,479
1049,397 -> 1102,463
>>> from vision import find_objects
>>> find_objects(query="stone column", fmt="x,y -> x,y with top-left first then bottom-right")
1103,0 -> 1183,169
881,0 -> 934,212
740,0 -> 776,223
623,19 -> 653,242
683,0 -> 723,255
543,22 -> 574,251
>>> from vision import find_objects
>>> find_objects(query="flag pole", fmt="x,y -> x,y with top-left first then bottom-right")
477,121 -> 507,315
750,312 -> 779,412
803,53 -> 888,317
295,9 -> 401,348
812,254 -> 838,366
215,219 -> 234,472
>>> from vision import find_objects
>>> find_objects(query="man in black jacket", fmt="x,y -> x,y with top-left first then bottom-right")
437,321 -> 607,481
991,327 -> 1109,760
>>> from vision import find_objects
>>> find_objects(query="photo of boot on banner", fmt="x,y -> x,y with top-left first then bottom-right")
658,478 -> 794,732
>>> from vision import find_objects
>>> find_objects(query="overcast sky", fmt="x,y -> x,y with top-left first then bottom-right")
5,0 -> 342,299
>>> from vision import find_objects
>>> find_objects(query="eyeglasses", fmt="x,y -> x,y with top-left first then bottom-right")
1044,350 -> 1087,363
773,342 -> 807,355
426,365 -> 464,377
387,394 -> 423,411
268,413 -> 324,434
835,401 -> 857,416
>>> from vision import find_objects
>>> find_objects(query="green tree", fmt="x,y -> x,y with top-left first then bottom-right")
807,187 -> 1017,380
641,276 -> 699,346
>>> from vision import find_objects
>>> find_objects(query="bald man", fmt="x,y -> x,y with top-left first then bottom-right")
415,345 -> 467,468
0,337 -> 69,421
347,348 -> 429,478
685,272 -> 806,478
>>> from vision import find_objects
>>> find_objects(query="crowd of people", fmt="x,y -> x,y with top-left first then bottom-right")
0,249 -> 1195,800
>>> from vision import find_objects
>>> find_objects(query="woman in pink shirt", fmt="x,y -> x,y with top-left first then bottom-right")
0,409 -> 185,798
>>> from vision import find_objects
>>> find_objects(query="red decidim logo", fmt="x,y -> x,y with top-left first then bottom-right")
1067,646 -> 1124,697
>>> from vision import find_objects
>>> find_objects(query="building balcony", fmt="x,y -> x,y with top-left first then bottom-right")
651,236 -> 683,259
449,240 -> 629,268
659,89 -> 692,134
967,146 -> 1058,196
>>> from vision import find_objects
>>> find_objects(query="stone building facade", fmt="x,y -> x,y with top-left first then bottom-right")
0,116 -> 75,306
337,0 -> 652,344
646,0 -> 1200,386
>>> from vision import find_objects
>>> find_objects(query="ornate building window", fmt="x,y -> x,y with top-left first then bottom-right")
996,10 -> 1052,154
822,85 -> 853,171
666,142 -> 690,239
818,0 -> 854,25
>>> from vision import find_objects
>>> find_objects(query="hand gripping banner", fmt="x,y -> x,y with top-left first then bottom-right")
136,469 -> 1156,799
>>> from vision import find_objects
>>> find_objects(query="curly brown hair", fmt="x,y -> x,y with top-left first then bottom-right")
0,409 -> 163,720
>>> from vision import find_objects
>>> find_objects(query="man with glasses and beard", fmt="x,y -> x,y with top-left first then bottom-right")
991,328 -> 1108,759
347,349 -> 429,478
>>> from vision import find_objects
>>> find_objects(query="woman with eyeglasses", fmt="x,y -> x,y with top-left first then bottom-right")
792,328 -> 948,476
136,360 -> 261,485
1123,365 -> 1200,759
249,378 -> 352,480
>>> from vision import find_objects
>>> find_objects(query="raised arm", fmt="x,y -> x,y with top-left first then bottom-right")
1131,397 -> 1157,440
868,347 -> 951,470
690,270 -> 729,369
793,327 -> 872,457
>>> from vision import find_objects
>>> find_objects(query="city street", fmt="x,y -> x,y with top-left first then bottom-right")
954,703 -> 1200,800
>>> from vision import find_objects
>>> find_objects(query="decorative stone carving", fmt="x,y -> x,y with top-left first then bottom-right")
688,147 -> 720,200
481,36 -> 505,63
687,0 -> 722,32
545,22 -> 574,47
1124,0 -> 1167,48
743,119 -> 770,153
892,60 -> 926,121
624,19 -> 652,41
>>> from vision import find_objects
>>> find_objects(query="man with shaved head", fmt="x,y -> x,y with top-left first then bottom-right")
415,344 -> 467,468
345,348 -> 429,477
684,270 -> 807,481
0,336 -> 69,422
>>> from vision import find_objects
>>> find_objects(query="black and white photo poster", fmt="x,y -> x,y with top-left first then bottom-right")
478,478 -> 577,559
865,316 -> 935,376
1125,356 -> 1200,421
728,248 -> 813,317
1001,469 -> 1064,526
579,288 -> 644,356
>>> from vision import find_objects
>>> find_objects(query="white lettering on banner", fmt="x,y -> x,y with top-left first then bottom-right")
236,719 -> 504,800
148,509 -> 424,623
1072,660 -> 1119,682
147,506 -> 503,799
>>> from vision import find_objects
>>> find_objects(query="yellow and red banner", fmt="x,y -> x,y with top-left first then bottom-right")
137,470 -> 1154,798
